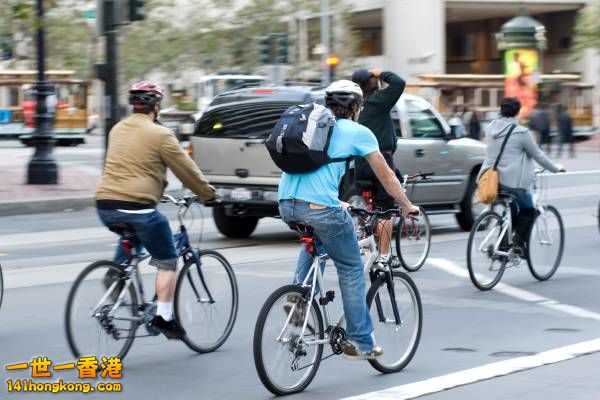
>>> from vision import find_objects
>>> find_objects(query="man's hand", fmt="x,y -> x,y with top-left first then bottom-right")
403,204 -> 419,217
370,68 -> 382,79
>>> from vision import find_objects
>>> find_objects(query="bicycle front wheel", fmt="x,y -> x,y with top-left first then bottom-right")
175,249 -> 239,353
527,205 -> 564,281
253,285 -> 324,396
395,207 -> 431,272
367,270 -> 422,374
467,211 -> 506,290
65,260 -> 138,360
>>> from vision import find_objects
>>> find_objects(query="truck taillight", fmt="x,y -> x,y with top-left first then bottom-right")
187,143 -> 193,157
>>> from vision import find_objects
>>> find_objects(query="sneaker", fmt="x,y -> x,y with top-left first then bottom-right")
342,341 -> 384,360
103,269 -> 125,302
149,315 -> 186,340
283,295 -> 306,326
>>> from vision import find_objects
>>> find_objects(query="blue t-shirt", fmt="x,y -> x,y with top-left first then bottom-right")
278,118 -> 379,207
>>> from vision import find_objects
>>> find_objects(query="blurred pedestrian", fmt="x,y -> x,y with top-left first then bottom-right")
462,104 -> 481,140
448,104 -> 465,138
556,104 -> 575,158
528,103 -> 551,153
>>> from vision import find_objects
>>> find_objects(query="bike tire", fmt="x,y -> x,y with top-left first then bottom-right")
527,205 -> 564,281
253,285 -> 324,396
175,249 -> 239,353
395,207 -> 431,272
65,260 -> 138,360
367,270 -> 422,374
466,211 -> 506,291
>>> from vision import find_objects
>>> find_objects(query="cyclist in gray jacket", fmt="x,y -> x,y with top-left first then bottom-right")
478,97 -> 565,254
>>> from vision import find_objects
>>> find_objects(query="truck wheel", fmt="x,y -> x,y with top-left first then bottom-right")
213,207 -> 259,238
456,176 -> 483,231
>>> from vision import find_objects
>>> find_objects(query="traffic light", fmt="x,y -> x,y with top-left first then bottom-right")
129,0 -> 145,22
259,35 -> 273,64
326,55 -> 340,81
275,33 -> 288,64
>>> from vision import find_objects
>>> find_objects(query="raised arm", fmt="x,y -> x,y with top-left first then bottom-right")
367,70 -> 406,112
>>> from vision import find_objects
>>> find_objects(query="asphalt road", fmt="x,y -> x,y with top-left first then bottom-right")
0,168 -> 599,400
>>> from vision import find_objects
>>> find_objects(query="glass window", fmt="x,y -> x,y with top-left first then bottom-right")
407,101 -> 444,139
390,106 -> 402,137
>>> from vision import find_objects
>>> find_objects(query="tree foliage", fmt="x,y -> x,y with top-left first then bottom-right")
573,1 -> 600,57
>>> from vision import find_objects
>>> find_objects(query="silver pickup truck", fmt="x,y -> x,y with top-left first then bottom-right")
190,86 -> 486,238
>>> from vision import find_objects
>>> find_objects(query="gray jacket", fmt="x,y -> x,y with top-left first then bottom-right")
477,117 -> 559,190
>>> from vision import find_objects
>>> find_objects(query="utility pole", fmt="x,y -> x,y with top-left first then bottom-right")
104,0 -> 120,151
320,0 -> 330,85
27,0 -> 58,184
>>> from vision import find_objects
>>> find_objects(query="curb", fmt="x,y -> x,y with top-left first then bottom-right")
0,196 -> 95,217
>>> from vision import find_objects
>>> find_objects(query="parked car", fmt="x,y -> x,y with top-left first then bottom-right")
190,85 -> 487,238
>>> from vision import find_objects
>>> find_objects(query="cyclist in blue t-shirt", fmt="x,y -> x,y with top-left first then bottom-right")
278,80 -> 419,360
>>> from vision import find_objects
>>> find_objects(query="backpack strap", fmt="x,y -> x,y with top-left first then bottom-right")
493,124 -> 516,170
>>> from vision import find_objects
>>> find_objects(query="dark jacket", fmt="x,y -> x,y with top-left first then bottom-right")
528,108 -> 551,132
557,111 -> 573,141
357,71 -> 405,153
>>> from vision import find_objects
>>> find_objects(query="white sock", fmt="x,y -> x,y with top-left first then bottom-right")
380,253 -> 391,260
157,301 -> 173,321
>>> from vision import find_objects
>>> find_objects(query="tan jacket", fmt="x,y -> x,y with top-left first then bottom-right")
96,113 -> 215,204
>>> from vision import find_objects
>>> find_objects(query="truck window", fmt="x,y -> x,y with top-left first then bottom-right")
390,106 -> 402,137
194,101 -> 297,139
407,100 -> 444,139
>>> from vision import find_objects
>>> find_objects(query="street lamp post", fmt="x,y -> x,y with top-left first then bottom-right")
27,0 -> 58,184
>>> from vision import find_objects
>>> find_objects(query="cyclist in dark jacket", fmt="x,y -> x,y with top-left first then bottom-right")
352,68 -> 405,265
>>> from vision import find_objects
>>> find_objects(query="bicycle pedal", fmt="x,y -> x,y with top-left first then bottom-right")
319,291 -> 335,306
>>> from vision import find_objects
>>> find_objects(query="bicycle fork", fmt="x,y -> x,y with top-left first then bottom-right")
372,270 -> 402,326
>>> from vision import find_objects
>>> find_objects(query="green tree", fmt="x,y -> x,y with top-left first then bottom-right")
574,1 -> 600,57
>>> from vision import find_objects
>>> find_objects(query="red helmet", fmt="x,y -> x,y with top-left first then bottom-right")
128,80 -> 164,108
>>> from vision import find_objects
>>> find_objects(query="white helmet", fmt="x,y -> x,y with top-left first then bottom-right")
325,80 -> 363,108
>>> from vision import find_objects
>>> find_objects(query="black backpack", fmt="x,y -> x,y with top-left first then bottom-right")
265,103 -> 350,174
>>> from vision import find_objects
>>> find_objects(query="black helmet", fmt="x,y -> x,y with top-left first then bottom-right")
325,80 -> 363,109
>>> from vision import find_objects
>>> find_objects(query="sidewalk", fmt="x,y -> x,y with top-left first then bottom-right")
0,163 -> 98,216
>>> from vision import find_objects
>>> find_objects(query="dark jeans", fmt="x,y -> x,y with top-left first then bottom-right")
355,152 -> 399,210
97,208 -> 178,270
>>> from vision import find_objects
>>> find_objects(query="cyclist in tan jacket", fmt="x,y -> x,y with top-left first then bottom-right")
96,81 -> 216,339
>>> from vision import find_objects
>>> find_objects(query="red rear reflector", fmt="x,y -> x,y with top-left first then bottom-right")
253,89 -> 276,94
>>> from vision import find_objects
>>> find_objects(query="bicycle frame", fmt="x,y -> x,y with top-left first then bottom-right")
91,198 -> 215,324
278,230 -> 395,348
478,198 -> 514,258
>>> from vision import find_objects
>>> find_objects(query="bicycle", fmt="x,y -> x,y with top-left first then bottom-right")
467,169 -> 565,290
350,172 -> 432,272
253,206 -> 422,396
65,195 -> 239,361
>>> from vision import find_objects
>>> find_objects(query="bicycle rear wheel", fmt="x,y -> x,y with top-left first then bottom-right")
175,249 -> 238,353
467,211 -> 506,290
395,207 -> 431,272
527,205 -> 564,281
253,285 -> 324,396
65,260 -> 138,360
367,270 -> 422,374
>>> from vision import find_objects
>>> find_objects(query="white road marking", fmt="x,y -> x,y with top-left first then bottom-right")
340,337 -> 600,400
428,258 -> 600,322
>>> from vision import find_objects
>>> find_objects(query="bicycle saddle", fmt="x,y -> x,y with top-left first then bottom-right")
107,223 -> 136,237
288,222 -> 314,236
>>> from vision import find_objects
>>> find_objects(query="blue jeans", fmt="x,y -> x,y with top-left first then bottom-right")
97,209 -> 178,270
279,199 -> 374,352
